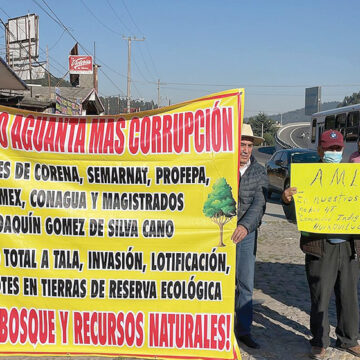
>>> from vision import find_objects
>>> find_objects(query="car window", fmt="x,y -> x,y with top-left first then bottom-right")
272,152 -> 283,161
291,152 -> 320,163
280,151 -> 288,165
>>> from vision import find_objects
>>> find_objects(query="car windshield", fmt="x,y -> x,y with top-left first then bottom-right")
291,152 -> 320,163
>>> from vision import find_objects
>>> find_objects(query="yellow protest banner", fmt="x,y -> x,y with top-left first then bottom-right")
291,163 -> 360,233
0,89 -> 243,359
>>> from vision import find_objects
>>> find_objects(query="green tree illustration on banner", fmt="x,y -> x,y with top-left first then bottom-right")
203,178 -> 236,247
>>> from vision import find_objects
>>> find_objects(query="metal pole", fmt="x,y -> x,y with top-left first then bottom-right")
157,79 -> 160,108
123,36 -> 145,113
47,45 -> 51,98
5,23 -> 9,64
127,38 -> 131,113
28,15 -> 32,82
93,41 -> 96,90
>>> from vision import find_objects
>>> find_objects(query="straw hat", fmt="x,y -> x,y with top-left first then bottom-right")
241,123 -> 265,146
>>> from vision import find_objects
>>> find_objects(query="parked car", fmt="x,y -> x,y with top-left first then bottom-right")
265,148 -> 320,198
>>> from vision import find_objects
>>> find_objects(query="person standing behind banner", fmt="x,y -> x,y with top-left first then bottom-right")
231,123 -> 268,349
282,129 -> 360,360
349,137 -> 360,163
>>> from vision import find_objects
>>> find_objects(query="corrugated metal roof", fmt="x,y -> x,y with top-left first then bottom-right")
25,86 -> 92,102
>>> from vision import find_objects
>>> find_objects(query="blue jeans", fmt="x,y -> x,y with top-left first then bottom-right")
235,230 -> 257,336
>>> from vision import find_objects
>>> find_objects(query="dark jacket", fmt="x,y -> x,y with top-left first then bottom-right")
237,156 -> 268,234
283,200 -> 360,258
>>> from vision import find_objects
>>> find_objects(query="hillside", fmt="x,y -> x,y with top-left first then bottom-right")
245,101 -> 339,124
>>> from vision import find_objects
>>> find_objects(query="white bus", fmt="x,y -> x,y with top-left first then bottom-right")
309,103 -> 360,160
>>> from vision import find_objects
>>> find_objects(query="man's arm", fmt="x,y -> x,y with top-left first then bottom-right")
232,224 -> 248,244
236,168 -> 268,237
281,187 -> 297,222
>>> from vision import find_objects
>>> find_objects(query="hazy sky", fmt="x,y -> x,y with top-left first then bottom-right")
1,0 -> 360,117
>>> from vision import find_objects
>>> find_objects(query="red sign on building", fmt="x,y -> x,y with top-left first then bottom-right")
69,55 -> 93,74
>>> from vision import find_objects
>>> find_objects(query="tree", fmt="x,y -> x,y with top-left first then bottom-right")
337,91 -> 360,107
263,132 -> 275,146
247,112 -> 277,145
203,178 -> 236,247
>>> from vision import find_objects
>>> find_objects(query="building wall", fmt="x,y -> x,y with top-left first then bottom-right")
79,74 -> 93,88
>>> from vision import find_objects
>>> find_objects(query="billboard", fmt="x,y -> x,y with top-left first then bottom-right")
305,86 -> 321,116
5,14 -> 42,81
69,55 -> 93,74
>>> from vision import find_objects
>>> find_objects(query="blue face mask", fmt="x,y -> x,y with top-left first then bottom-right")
323,151 -> 343,163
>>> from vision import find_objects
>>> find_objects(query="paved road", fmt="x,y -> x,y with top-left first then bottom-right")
277,123 -> 310,148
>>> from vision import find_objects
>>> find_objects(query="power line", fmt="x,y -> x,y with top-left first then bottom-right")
35,0 -> 89,55
148,81 -> 360,88
120,0 -> 159,79
120,0 -> 143,35
123,35 -> 144,112
10,0 -> 120,90
32,0 -> 63,28
36,0 -> 129,82
0,16 -> 66,84
33,0 -> 130,93
80,0 -> 123,37
104,0 -> 158,82
0,6 -> 69,76
35,0 -> 153,91
47,28 -> 66,51
105,0 -> 132,34
133,57 -> 152,83
80,0 -> 155,90
99,68 -> 126,96
132,81 -> 143,100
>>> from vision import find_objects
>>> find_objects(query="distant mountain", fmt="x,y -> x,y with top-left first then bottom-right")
245,101 -> 339,125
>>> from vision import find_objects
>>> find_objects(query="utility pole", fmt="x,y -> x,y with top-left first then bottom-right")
122,36 -> 145,113
46,45 -> 51,98
157,79 -> 160,108
28,14 -> 32,82
280,113 -> 283,126
93,41 -> 98,92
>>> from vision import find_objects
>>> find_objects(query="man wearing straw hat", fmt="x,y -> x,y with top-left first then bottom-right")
232,123 -> 268,349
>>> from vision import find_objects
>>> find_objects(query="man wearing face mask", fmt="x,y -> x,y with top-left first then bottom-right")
282,129 -> 360,359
